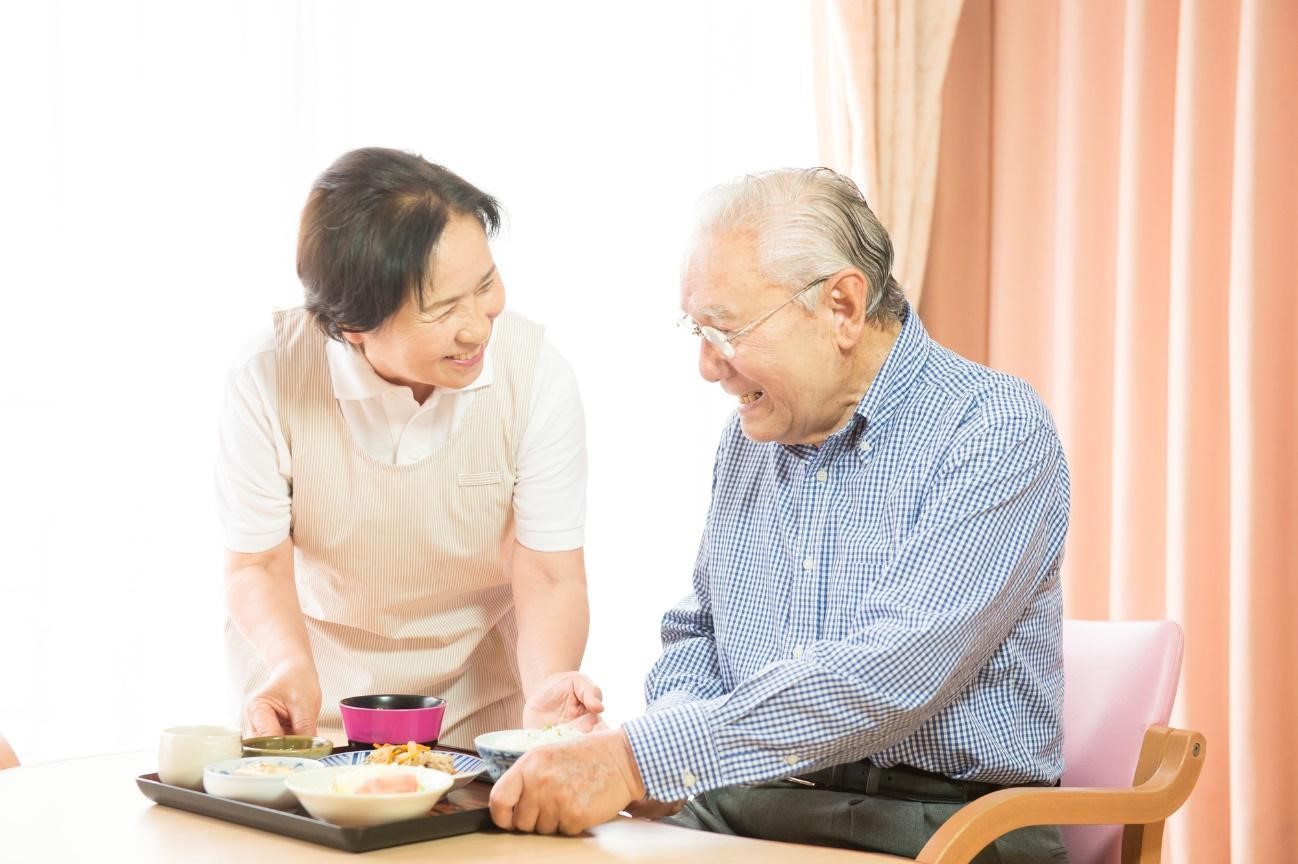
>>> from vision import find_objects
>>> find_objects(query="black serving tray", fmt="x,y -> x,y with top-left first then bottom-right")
136,750 -> 495,853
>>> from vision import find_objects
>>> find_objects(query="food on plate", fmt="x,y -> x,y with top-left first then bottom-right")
329,766 -> 431,796
232,761 -> 303,777
354,773 -> 419,795
367,741 -> 456,773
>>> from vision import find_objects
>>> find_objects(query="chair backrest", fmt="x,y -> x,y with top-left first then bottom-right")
1060,619 -> 1184,864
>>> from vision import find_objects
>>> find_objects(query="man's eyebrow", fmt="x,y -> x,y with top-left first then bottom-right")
695,304 -> 734,323
424,266 -> 497,311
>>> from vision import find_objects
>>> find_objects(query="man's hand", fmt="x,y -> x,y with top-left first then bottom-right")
522,671 -> 605,732
244,660 -> 321,737
489,728 -> 647,835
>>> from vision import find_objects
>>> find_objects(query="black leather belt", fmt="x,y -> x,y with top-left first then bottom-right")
791,761 -> 1018,804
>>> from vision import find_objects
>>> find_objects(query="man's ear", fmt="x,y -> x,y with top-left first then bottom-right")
341,330 -> 366,349
824,269 -> 869,350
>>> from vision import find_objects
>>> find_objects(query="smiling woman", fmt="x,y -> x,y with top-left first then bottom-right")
335,219 -> 504,403
218,148 -> 602,749
298,149 -> 507,402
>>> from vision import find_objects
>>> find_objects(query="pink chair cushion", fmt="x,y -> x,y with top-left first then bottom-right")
1060,619 -> 1184,864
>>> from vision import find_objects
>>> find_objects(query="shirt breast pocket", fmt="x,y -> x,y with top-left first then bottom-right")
828,525 -> 895,636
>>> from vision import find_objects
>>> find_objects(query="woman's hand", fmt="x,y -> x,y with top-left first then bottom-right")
227,540 -> 320,737
244,660 -> 322,737
522,671 -> 605,731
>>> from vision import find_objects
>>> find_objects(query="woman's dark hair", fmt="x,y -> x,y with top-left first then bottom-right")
297,147 -> 502,340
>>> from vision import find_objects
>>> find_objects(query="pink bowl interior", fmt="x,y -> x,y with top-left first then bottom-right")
339,695 -> 446,745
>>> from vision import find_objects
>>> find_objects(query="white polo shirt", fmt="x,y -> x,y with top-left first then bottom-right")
216,322 -> 586,554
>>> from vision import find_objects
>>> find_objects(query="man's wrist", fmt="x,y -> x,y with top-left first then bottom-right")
616,729 -> 647,800
623,702 -> 724,802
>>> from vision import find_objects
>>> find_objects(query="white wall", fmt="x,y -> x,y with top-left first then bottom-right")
0,0 -> 816,763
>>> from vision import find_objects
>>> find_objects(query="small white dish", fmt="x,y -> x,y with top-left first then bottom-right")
202,756 -> 324,809
284,765 -> 454,827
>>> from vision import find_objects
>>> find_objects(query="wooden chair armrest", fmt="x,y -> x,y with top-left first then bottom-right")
914,726 -> 1206,864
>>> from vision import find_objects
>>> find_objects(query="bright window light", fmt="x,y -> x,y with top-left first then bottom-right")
0,0 -> 816,762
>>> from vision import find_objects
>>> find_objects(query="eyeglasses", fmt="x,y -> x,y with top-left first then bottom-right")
677,276 -> 828,360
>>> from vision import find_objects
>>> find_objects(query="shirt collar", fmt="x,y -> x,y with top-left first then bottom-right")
852,302 -> 929,429
781,303 -> 929,460
325,337 -> 496,401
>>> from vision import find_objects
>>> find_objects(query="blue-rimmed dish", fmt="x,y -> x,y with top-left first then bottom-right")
319,750 -> 486,789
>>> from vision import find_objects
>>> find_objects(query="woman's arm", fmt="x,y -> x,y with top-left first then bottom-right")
511,543 -> 603,729
225,538 -> 321,736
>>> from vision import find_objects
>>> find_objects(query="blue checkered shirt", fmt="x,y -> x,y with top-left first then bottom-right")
623,307 -> 1069,803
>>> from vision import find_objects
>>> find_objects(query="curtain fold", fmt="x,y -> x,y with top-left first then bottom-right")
1224,1 -> 1298,854
812,0 -> 965,303
921,1 -> 1298,861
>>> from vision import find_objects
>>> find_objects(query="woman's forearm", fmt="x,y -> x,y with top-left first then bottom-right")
511,545 -> 589,697
225,538 -> 315,673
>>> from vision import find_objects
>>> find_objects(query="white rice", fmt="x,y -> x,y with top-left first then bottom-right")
491,726 -> 582,753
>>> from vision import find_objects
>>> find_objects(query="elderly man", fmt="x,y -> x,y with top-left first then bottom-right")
490,168 -> 1071,862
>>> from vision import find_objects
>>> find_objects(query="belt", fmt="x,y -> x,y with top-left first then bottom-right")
790,762 -> 1022,804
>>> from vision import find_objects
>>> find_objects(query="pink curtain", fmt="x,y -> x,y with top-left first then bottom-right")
923,1 -> 1298,861
812,0 -> 965,302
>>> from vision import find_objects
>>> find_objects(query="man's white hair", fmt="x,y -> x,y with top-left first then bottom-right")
690,168 -> 907,323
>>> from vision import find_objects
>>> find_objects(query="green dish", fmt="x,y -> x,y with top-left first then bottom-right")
241,735 -> 334,759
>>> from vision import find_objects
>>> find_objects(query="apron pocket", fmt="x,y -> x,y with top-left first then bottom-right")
457,471 -> 502,487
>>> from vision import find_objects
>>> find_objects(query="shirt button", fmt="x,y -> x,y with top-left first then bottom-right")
816,469 -> 828,483
858,439 -> 871,454
792,646 -> 804,659
802,557 -> 814,571
784,754 -> 799,766
681,770 -> 698,788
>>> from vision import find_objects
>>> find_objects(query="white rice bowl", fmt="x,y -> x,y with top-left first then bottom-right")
474,727 -> 585,781
284,764 -> 454,827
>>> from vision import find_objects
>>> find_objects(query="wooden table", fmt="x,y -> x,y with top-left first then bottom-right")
0,750 -> 908,862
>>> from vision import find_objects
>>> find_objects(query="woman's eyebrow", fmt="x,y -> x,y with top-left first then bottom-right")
424,266 -> 498,312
